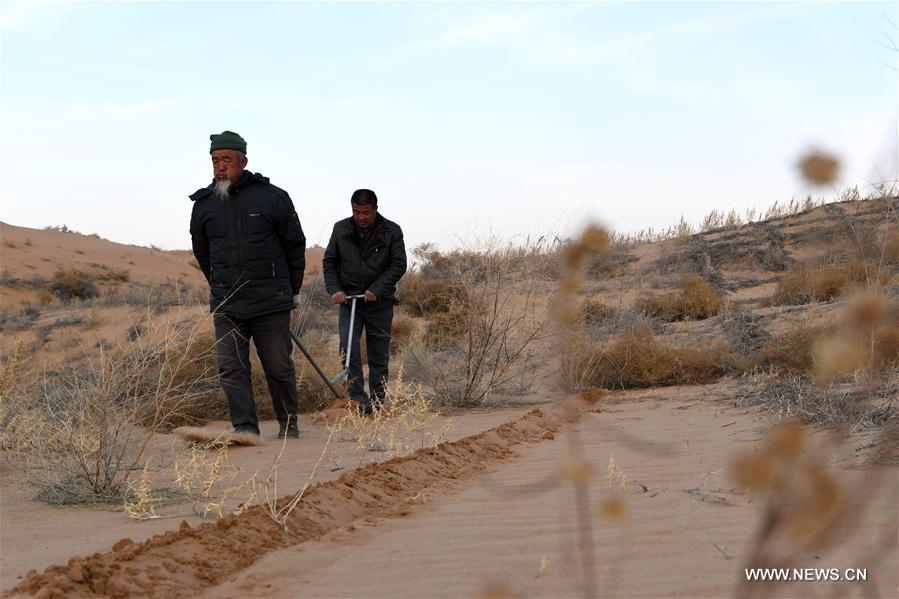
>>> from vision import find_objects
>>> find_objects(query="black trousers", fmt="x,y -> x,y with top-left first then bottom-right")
213,310 -> 298,429
338,299 -> 394,406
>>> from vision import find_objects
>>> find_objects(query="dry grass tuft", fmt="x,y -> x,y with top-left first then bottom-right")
772,260 -> 891,306
328,367 -> 452,464
389,312 -> 423,354
635,274 -> 723,321
0,312 -> 220,504
580,299 -> 615,326
560,329 -> 724,391
400,277 -> 471,318
814,291 -> 899,384
403,242 -> 549,406
796,149 -> 840,185
48,270 -> 100,302
752,326 -> 822,376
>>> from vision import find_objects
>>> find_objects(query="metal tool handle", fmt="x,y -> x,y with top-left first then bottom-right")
344,295 -> 361,370
288,329 -> 343,399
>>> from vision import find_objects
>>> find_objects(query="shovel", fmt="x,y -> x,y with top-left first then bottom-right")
329,294 -> 365,386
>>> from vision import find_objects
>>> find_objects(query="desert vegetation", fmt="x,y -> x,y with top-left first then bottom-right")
0,184 -> 897,599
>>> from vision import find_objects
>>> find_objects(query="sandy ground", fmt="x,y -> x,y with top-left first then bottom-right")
0,405 -> 538,593
5,387 -> 896,598
204,394 -> 899,599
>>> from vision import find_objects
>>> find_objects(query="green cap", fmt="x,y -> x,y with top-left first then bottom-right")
209,130 -> 247,154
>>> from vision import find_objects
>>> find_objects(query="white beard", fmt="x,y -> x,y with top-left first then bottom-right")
213,178 -> 231,200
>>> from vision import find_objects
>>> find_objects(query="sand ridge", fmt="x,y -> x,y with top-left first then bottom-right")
11,396 -> 589,598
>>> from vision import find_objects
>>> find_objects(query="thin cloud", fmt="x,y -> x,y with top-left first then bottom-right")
392,4 -> 812,69
390,5 -> 588,60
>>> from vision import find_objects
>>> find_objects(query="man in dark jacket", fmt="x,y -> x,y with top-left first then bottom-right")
189,131 -> 306,439
323,189 -> 406,414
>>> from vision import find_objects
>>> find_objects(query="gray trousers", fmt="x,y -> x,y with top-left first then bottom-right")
214,310 -> 298,429
339,299 -> 394,406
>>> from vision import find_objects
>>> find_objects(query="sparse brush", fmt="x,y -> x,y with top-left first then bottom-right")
172,444 -> 257,518
580,299 -> 614,326
399,275 -> 471,317
559,328 -> 725,391
635,274 -> 723,321
720,303 -> 771,356
0,310 -> 225,504
814,291 -> 899,385
772,260 -> 891,306
390,312 -> 422,354
403,247 -> 549,407
751,326 -> 821,376
48,270 -> 99,302
123,464 -> 160,521
330,367 -> 452,463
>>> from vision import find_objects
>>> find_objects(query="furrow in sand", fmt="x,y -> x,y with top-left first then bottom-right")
12,396 -> 590,598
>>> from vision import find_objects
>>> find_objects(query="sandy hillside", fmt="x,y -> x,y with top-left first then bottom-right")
1,195 -> 897,598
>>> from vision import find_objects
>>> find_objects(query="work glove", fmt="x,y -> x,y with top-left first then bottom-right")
292,294 -> 301,310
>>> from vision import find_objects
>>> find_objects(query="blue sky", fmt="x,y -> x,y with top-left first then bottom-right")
1,1 -> 896,251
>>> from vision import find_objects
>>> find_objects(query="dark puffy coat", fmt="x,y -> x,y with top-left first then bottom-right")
322,214 -> 406,299
189,171 -> 305,318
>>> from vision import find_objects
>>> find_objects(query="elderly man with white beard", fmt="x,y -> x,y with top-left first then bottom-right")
189,131 -> 306,439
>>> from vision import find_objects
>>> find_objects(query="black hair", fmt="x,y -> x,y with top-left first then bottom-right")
350,189 -> 378,207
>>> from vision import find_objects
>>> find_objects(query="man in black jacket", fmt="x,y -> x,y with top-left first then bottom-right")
323,189 -> 406,414
189,131 -> 306,439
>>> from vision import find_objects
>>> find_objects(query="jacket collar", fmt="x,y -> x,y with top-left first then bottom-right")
190,171 -> 268,201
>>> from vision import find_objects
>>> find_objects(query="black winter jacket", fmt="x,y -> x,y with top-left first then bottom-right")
189,171 -> 306,318
322,214 -> 406,300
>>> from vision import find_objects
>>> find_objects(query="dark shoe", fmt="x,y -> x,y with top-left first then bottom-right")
277,415 -> 299,439
371,397 -> 385,412
233,424 -> 260,436
357,402 -> 374,415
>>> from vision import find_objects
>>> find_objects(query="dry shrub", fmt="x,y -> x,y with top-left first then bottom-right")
399,274 -> 470,317
390,312 -> 422,354
560,329 -> 724,391
752,326 -> 821,376
814,292 -> 899,383
0,316 -> 218,504
327,368 -> 451,464
48,270 -> 99,302
772,261 -> 891,305
410,237 -> 563,284
424,306 -> 470,349
404,259 -> 548,407
720,303 -> 771,355
580,299 -> 614,326
635,274 -> 723,321
91,263 -> 130,283
883,235 -> 899,266
0,309 -> 341,505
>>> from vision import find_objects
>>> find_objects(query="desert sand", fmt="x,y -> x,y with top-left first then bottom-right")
1,195 -> 897,598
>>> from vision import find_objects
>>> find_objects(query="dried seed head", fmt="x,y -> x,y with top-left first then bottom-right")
848,292 -> 889,333
814,336 -> 867,380
784,465 -> 841,543
562,454 -> 596,482
797,150 -> 840,185
766,423 -> 805,460
599,497 -> 628,521
732,453 -> 778,490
